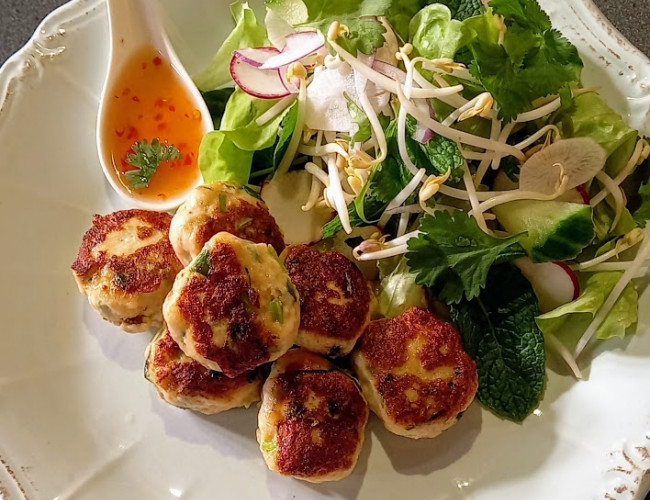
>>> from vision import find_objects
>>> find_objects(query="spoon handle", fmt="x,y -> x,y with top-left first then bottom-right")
106,0 -> 167,53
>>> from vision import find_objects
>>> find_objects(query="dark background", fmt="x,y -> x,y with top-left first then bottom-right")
0,0 -> 649,64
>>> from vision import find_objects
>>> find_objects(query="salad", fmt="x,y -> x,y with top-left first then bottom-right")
187,0 -> 650,423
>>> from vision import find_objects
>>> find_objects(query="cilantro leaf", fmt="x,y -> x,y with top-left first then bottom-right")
406,211 -> 526,303
465,0 -> 583,121
450,263 -> 546,422
435,0 -> 485,20
124,138 -> 181,190
344,93 -> 372,143
337,19 -> 386,56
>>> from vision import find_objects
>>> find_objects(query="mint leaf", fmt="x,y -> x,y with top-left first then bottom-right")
337,19 -> 386,56
125,138 -> 181,189
434,0 -> 484,20
344,93 -> 372,143
449,264 -> 546,422
406,211 -> 526,303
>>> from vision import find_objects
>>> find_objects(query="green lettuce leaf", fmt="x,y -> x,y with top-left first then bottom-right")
193,2 -> 269,92
198,132 -> 254,184
406,211 -> 527,303
536,272 -> 638,341
201,88 -> 236,129
552,92 -> 638,177
409,4 -> 468,60
265,0 -> 432,53
450,263 -> 546,422
377,257 -> 428,317
633,180 -> 650,228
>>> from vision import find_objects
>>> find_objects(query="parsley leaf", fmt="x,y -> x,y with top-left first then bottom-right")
124,138 -> 181,190
406,211 -> 526,303
449,263 -> 546,422
465,0 -> 583,121
344,93 -> 372,143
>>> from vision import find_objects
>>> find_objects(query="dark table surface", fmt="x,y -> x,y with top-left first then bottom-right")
0,0 -> 648,65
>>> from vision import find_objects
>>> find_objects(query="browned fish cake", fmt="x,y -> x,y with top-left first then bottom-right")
352,307 -> 477,439
282,245 -> 373,356
145,326 -> 263,414
163,232 -> 300,378
169,182 -> 285,265
71,209 -> 182,333
257,349 -> 368,483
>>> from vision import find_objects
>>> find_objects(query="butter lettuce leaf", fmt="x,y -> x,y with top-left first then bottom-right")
378,257 -> 428,318
536,272 -> 638,341
198,132 -> 253,184
552,92 -> 638,177
409,4 -> 468,60
193,2 -> 269,92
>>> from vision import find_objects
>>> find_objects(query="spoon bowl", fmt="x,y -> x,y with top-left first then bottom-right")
97,0 -> 212,211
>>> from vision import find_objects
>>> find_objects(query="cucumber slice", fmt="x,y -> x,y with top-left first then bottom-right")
493,200 -> 594,262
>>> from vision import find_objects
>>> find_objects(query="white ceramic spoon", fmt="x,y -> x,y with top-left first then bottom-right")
96,0 -> 212,211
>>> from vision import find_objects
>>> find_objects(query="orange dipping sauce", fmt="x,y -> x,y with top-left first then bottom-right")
103,45 -> 204,202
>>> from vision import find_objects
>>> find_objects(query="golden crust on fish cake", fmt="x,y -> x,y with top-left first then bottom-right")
257,349 -> 368,483
352,307 -> 477,439
145,326 -> 262,414
282,245 -> 373,356
169,182 -> 285,265
71,209 -> 182,333
163,232 -> 299,378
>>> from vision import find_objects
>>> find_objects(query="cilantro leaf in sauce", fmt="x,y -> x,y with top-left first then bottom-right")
124,139 -> 181,190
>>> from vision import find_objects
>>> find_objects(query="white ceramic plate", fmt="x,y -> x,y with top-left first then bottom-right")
1,1 -> 649,499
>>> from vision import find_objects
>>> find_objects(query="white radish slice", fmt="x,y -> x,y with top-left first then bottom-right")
232,47 -> 280,67
519,138 -> 606,195
514,257 -> 580,313
230,55 -> 290,99
260,31 -> 325,70
314,225 -> 382,280
261,170 -> 335,245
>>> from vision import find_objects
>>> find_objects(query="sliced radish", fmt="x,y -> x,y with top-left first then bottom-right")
232,47 -> 280,67
314,225 -> 382,280
519,138 -> 606,195
261,170 -> 335,245
558,187 -> 590,204
260,31 -> 325,70
514,257 -> 580,313
372,60 -> 407,83
576,184 -> 590,204
230,55 -> 290,99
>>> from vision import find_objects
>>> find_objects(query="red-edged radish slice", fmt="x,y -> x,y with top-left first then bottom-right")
371,60 -> 407,83
519,138 -> 606,195
314,225 -> 382,281
260,31 -> 325,70
230,55 -> 290,99
514,257 -> 580,313
576,184 -> 590,204
232,47 -> 280,67
558,187 -> 590,204
261,170 -> 335,245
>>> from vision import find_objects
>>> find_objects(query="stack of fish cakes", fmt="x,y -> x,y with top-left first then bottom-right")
71,181 -> 478,483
